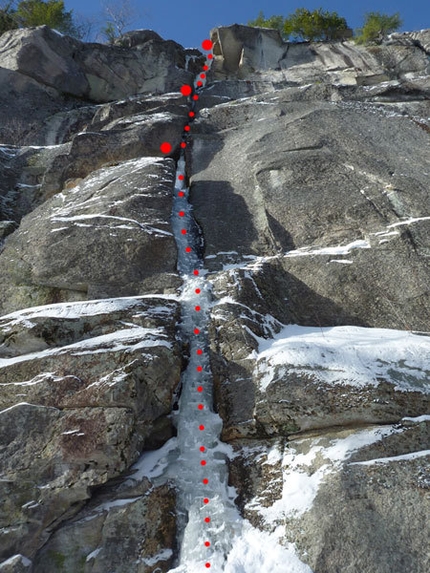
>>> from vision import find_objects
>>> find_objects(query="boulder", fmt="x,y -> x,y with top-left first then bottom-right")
0,27 -> 88,98
0,26 -> 194,103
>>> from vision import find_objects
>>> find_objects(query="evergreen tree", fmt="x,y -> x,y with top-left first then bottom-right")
248,8 -> 351,42
355,12 -> 403,44
0,2 -> 18,34
248,11 -> 284,34
15,0 -> 80,37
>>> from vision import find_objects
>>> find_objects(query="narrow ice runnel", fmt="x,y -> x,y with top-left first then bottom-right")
166,156 -> 242,572
129,51 -> 314,573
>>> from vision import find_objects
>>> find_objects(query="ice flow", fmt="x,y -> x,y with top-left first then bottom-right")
166,157 -> 242,572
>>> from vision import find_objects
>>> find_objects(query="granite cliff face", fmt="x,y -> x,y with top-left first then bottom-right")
0,24 -> 429,573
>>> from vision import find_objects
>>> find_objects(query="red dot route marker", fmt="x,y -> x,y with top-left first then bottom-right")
170,40 -> 219,566
160,142 -> 172,154
202,39 -> 213,51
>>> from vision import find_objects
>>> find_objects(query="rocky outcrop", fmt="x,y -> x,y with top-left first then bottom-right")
209,24 -> 430,85
0,156 -> 182,314
0,26 -> 193,102
0,23 -> 429,573
0,297 -> 181,565
0,26 -> 196,147
229,418 -> 430,573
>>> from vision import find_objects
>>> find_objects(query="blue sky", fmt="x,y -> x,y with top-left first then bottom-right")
67,0 -> 430,48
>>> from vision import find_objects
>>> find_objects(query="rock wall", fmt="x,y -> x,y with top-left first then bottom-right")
0,24 -> 429,572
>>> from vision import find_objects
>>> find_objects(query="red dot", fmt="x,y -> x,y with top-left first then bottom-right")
179,211 -> 186,217
189,111 -> 196,118
195,288 -> 201,294
200,446 -> 205,452
205,541 -> 211,547
201,460 -> 207,466
197,385 -> 203,392
178,174 -> 185,180
203,64 -> 209,71
185,246 -> 192,253
180,142 -> 187,148
208,54 -> 213,60
197,81 -> 203,87
193,94 -> 199,101
204,517 -> 211,523
194,328 -> 200,334
200,73 -> 206,79
203,478 -> 209,484
160,142 -> 172,154
180,85 -> 192,96
202,39 -> 213,51
197,365 -> 203,372
199,425 -> 205,431
178,191 -> 185,197
205,564 -> 211,569
198,404 -> 204,410
193,270 -> 199,276
184,125 -> 190,132
197,349 -> 203,355
181,229 -> 187,235
195,306 -> 201,312
203,498 -> 210,504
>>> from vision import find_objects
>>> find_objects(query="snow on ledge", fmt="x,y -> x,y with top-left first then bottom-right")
285,239 -> 370,258
350,449 -> 430,466
254,324 -> 430,392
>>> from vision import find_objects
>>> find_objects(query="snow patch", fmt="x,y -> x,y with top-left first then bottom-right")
350,449 -> 430,465
255,324 -> 430,392
246,426 -> 397,523
285,239 -> 370,258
